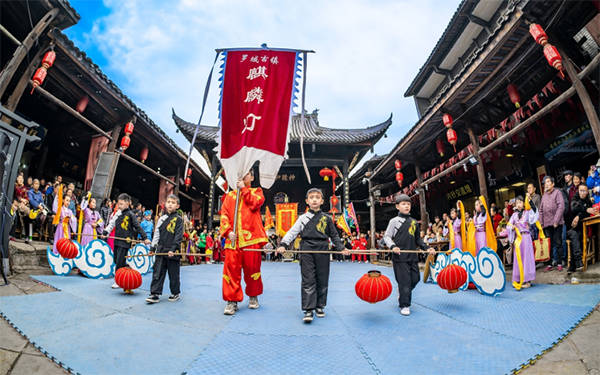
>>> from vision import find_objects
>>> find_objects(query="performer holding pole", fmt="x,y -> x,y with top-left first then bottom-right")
276,188 -> 350,323
220,170 -> 268,315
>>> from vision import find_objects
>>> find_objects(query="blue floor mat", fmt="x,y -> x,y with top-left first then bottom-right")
0,262 -> 597,375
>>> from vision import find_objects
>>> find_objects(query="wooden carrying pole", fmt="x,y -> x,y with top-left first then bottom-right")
126,253 -> 210,258
244,249 -> 442,254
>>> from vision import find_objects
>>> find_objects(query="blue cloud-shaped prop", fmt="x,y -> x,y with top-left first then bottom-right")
73,240 -> 115,279
126,244 -> 153,275
46,246 -> 73,276
429,247 -> 506,296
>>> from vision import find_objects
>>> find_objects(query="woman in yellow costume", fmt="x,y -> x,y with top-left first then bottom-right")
465,196 -> 497,256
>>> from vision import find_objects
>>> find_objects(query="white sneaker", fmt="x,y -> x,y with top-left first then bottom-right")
248,296 -> 259,309
111,283 -> 119,289
366,260 -> 369,263
400,307 -> 410,316
223,301 -> 238,315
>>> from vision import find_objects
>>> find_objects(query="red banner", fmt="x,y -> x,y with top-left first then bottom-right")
191,201 -> 203,221
85,134 -> 110,190
218,49 -> 299,188
276,203 -> 298,237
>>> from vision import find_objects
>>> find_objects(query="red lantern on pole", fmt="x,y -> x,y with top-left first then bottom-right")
41,50 -> 56,69
507,83 -> 521,108
396,172 -> 404,187
30,49 -> 56,94
120,135 -> 131,150
114,266 -> 142,294
140,147 -> 149,163
185,177 -> 192,189
543,44 -> 563,72
394,160 -> 402,171
443,113 -> 453,128
124,122 -> 135,136
436,139 -> 445,157
75,95 -> 89,114
56,238 -> 78,259
529,23 -> 548,46
319,167 -> 333,181
355,270 -> 393,304
437,264 -> 468,293
447,128 -> 458,151
187,168 -> 193,177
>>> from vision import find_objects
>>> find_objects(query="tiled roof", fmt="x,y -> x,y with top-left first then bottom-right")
172,110 -> 392,145
49,29 -> 209,182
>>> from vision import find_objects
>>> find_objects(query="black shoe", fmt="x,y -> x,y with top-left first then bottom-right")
168,294 -> 179,302
303,310 -> 314,323
146,294 -> 160,303
315,308 -> 325,318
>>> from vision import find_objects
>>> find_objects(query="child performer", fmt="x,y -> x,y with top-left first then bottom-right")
80,196 -> 104,248
382,194 -> 435,316
448,201 -> 466,250
102,193 -> 150,288
52,194 -> 77,255
220,170 -> 268,315
140,210 -> 154,242
276,188 -> 350,323
351,234 -> 366,263
467,197 -> 497,255
504,195 -> 538,289
146,195 -> 184,303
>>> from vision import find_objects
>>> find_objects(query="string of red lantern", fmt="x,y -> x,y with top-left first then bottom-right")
30,48 -> 56,94
120,118 -> 136,151
528,22 -> 563,76
394,160 -> 403,187
185,167 -> 193,191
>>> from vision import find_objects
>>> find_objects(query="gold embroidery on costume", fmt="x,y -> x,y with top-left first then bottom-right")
121,216 -> 129,230
317,216 -> 328,234
408,220 -> 417,237
223,275 -> 231,284
251,272 -> 261,281
167,217 -> 177,233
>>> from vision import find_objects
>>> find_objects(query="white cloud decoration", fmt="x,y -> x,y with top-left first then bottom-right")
73,240 -> 115,279
126,244 -> 153,275
429,248 -> 506,297
46,246 -> 73,276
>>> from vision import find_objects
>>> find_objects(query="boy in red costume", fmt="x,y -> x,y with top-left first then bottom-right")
220,170 -> 268,315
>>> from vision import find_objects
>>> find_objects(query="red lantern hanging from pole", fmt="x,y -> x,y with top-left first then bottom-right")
394,160 -> 402,171
185,177 -> 192,190
507,83 -> 521,108
395,172 -> 404,187
187,168 -> 193,177
120,135 -> 131,150
30,49 -> 56,94
75,95 -> 89,114
437,264 -> 468,293
355,270 -> 393,304
319,167 -> 333,181
115,266 -> 142,294
543,44 -> 563,73
124,122 -> 135,136
140,147 -> 149,163
436,139 -> 445,157
443,113 -> 453,128
529,23 -> 548,46
447,128 -> 458,151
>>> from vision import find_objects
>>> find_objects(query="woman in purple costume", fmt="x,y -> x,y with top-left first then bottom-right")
81,197 -> 104,248
449,207 -> 462,249
506,195 -> 538,288
52,195 -> 77,254
473,199 -> 488,255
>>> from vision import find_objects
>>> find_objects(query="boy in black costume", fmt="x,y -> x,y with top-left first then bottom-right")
277,188 -> 350,323
383,194 -> 436,316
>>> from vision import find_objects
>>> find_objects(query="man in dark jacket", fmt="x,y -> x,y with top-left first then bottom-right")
567,185 -> 596,274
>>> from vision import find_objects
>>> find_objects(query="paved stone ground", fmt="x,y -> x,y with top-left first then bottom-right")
0,261 -> 598,374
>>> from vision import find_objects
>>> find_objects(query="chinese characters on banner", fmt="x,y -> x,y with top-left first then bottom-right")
218,50 -> 299,189
276,203 -> 298,237
444,182 -> 475,202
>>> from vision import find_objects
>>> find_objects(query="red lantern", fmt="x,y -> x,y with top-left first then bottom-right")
56,238 -> 78,259
394,160 -> 402,171
443,113 -> 453,128
41,51 -> 56,69
187,168 -> 193,177
75,95 -> 89,114
140,147 -> 149,163
437,264 -> 468,293
120,135 -> 131,150
447,129 -> 458,151
185,177 -> 192,188
436,139 -> 445,157
396,172 -> 404,187
31,67 -> 47,94
124,122 -> 135,136
543,44 -> 563,72
507,83 -> 521,108
114,267 -> 142,294
355,270 -> 393,304
529,23 -> 548,46
319,167 -> 333,181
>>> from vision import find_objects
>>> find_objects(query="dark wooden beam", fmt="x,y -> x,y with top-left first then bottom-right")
414,164 -> 428,232
466,123 -> 488,203
119,151 -> 176,186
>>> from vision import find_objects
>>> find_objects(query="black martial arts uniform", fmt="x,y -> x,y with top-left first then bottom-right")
280,209 -> 346,311
103,208 -> 148,270
150,211 -> 184,296
383,213 -> 429,308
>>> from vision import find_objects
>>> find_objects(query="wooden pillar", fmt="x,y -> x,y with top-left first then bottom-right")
207,155 -> 218,231
368,168 -> 376,249
107,123 -> 123,152
466,124 -> 488,203
559,48 -> 600,152
342,158 -> 350,210
415,164 -> 428,233
174,167 -> 180,196
0,8 -> 59,97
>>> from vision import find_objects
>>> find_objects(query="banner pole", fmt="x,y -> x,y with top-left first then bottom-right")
299,51 -> 311,183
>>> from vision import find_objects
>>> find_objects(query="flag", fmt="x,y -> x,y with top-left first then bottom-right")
347,203 -> 360,234
216,49 -> 302,189
85,134 -> 110,190
276,203 -> 298,237
264,206 -> 274,230
336,214 -> 351,236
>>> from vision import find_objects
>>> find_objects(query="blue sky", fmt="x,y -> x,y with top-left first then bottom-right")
64,0 -> 460,174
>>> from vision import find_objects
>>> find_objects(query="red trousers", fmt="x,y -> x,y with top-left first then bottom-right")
352,253 -> 367,261
222,244 -> 263,302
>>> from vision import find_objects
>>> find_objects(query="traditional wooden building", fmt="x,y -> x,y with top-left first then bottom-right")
173,109 -> 392,229
364,0 -> 600,231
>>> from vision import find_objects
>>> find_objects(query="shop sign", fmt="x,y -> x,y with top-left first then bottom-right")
444,181 -> 475,202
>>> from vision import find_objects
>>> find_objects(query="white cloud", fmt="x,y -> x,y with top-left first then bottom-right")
79,0 -> 460,174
